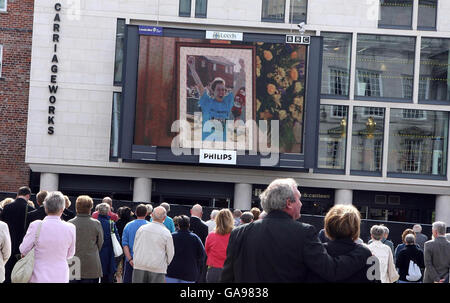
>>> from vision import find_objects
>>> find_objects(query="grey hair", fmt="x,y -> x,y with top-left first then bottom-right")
432,221 -> 446,236
152,206 -> 167,221
210,209 -> 219,219
405,234 -> 415,245
44,191 -> 66,215
413,224 -> 422,233
383,226 -> 390,235
146,204 -> 153,214
160,202 -> 170,212
97,202 -> 111,216
260,178 -> 297,213
370,225 -> 385,241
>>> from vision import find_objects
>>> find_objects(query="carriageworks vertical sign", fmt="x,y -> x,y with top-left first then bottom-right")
48,2 -> 61,135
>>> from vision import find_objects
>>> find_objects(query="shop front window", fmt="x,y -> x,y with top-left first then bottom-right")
388,109 -> 448,176
321,32 -> 352,97
419,38 -> 450,102
355,34 -> 415,100
317,105 -> 348,170
351,107 -> 385,173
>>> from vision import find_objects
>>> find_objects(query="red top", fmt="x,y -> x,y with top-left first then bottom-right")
92,210 -> 119,222
205,231 -> 231,268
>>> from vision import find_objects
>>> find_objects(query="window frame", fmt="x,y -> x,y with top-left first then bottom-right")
378,0 -> 414,30
261,0 -> 286,23
0,0 -> 7,13
195,0 -> 208,18
288,0 -> 308,24
179,0 -> 192,17
417,0 -> 438,31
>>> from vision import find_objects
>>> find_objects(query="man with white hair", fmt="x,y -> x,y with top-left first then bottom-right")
92,197 -> 118,222
222,178 -> 371,283
132,206 -> 174,283
413,224 -> 428,251
205,209 -> 219,233
423,221 -> 450,283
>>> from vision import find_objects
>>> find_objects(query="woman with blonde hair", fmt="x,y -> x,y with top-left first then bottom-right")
308,204 -> 376,283
204,208 -> 234,283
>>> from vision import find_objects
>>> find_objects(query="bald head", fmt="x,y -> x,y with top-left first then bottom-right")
191,204 -> 203,217
152,206 -> 167,223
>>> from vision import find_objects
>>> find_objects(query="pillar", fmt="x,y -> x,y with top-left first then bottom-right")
435,195 -> 450,226
334,189 -> 353,205
133,177 -> 152,203
40,173 -> 59,192
234,183 -> 252,210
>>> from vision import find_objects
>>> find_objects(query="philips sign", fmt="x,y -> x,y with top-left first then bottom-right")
206,31 -> 243,41
199,149 -> 237,165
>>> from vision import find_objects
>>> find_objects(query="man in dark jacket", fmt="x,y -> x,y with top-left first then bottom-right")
25,190 -> 48,230
396,234 -> 425,283
1,186 -> 32,283
221,178 -> 371,283
189,204 -> 208,282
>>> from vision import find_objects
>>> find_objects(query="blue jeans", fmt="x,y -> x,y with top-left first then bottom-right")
123,260 -> 134,283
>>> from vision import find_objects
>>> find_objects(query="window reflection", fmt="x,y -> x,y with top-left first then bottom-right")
388,109 -> 448,176
351,107 -> 385,173
318,105 -> 348,170
379,0 -> 413,28
418,0 -> 437,30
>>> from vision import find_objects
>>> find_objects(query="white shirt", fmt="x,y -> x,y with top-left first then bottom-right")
367,240 -> 399,283
205,220 -> 216,233
133,221 -> 174,274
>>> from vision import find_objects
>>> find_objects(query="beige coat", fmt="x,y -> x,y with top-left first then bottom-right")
368,240 -> 399,283
133,221 -> 174,274
0,221 -> 11,283
69,214 -> 104,279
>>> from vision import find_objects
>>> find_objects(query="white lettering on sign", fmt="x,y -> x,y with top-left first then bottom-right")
206,31 -> 243,41
199,149 -> 237,165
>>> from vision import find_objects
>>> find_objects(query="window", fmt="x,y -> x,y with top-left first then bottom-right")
0,44 -> 3,78
262,0 -> 285,22
419,38 -> 450,102
321,32 -> 352,97
110,92 -> 122,158
288,0 -> 307,23
378,0 -> 413,29
402,77 -> 413,99
351,107 -> 385,172
195,0 -> 207,18
418,0 -> 437,30
388,109 -> 448,176
179,0 -> 191,17
0,0 -> 6,12
318,105 -> 348,170
357,70 -> 382,97
355,34 -> 415,100
114,19 -> 125,85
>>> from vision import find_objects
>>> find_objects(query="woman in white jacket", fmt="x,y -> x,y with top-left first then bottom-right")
0,221 -> 11,283
367,225 -> 399,283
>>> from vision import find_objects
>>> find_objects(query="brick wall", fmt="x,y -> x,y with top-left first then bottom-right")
0,0 -> 34,192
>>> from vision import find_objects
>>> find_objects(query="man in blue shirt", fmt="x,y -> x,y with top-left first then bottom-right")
122,204 -> 149,283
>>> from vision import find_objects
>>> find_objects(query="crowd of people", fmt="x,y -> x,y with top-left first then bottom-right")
0,180 -> 449,283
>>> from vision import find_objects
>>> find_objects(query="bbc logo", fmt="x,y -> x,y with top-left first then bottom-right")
285,35 -> 310,45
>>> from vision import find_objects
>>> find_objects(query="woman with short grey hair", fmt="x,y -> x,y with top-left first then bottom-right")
97,202 -> 120,283
367,225 -> 399,283
19,191 -> 76,282
396,234 -> 425,283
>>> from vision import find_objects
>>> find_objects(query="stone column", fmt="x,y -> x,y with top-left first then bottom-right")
234,183 -> 252,210
40,173 -> 59,192
435,195 -> 450,226
334,189 -> 353,205
133,177 -> 152,203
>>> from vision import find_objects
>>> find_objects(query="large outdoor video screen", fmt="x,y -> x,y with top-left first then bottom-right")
134,35 -> 307,154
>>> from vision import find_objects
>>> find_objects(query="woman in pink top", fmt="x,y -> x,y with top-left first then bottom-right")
205,209 -> 234,283
20,191 -> 76,283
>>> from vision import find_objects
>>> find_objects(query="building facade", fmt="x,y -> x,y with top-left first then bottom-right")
0,0 -> 33,192
23,0 -> 450,225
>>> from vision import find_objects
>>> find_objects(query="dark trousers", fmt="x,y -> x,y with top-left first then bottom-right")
4,254 -> 19,283
123,260 -> 133,283
206,267 -> 223,283
70,278 -> 100,283
196,260 -> 207,283
101,273 -> 114,283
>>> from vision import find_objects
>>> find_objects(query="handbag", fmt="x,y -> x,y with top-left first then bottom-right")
406,260 -> 422,282
11,221 -> 43,283
110,221 -> 123,258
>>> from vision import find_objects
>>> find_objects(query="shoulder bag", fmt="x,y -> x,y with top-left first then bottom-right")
110,221 -> 123,258
11,221 -> 43,283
